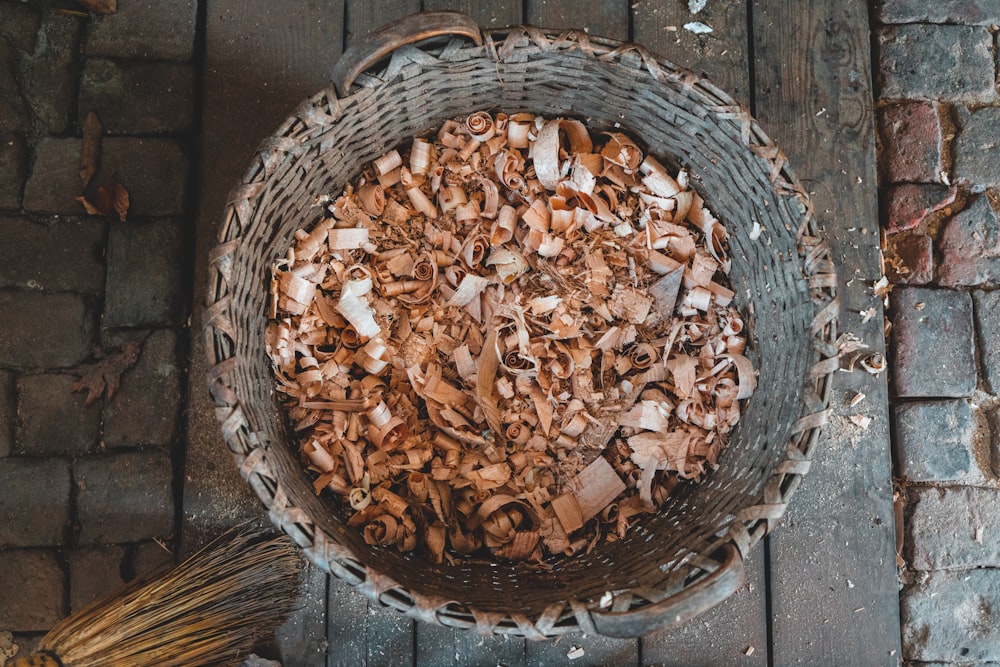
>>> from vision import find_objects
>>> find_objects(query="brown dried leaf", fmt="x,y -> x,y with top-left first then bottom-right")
80,111 -> 101,188
77,180 -> 130,222
110,181 -> 130,222
71,340 -> 143,405
75,196 -> 102,216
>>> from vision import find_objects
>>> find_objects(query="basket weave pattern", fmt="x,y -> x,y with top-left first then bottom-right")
205,26 -> 838,638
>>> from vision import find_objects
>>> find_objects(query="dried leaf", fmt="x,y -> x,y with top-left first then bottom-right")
75,195 -> 102,216
71,340 -> 143,405
80,111 -> 101,188
77,179 -> 130,222
111,181 -> 130,222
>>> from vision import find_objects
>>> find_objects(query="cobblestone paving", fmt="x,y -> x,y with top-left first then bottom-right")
876,1 -> 1000,663
0,0 -> 192,654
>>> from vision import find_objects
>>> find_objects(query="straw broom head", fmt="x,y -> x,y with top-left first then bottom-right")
10,526 -> 302,667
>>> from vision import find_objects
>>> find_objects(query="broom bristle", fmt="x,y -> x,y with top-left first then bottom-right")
27,527 -> 302,667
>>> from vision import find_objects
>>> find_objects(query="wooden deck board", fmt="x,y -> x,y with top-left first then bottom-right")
632,0 -> 751,105
190,1 -> 900,663
422,0 -> 523,28
751,1 -> 901,664
525,0 -> 629,35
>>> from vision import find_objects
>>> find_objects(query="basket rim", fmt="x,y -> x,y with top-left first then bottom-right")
203,22 -> 839,638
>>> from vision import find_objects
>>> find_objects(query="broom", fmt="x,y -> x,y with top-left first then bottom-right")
10,526 -> 302,667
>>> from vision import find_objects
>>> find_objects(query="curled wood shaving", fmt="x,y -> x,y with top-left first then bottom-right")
267,111 -> 756,564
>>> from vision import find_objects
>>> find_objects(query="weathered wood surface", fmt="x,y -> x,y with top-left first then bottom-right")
189,2 -> 345,665
188,0 -> 900,664
752,0 -> 902,664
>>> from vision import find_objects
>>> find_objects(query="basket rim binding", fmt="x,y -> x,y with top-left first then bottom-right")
204,21 -> 840,639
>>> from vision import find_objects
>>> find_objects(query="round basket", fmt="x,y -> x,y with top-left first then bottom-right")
205,12 -> 839,638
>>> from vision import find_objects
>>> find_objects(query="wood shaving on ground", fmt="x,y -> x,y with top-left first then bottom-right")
266,111 -> 756,565
683,21 -> 713,34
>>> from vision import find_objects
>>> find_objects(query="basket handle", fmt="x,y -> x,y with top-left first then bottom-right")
332,11 -> 483,96
590,544 -> 746,637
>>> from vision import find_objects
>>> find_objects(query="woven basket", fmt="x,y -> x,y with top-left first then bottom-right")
205,11 -> 839,638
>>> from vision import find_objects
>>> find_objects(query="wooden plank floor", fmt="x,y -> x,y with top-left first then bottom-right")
188,1 -> 900,664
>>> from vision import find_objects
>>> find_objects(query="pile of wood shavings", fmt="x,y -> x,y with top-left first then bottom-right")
266,111 -> 757,565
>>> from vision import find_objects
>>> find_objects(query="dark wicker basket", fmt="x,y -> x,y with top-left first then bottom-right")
204,11 -> 839,638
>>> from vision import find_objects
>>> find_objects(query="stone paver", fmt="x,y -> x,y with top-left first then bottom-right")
907,486 -> 1000,570
879,0 -> 1000,25
17,373 -> 100,456
132,540 -> 176,579
0,43 -> 30,134
96,138 -> 190,216
0,371 -> 12,458
877,102 -> 945,184
0,0 -> 196,647
24,137 -> 190,216
885,233 -> 932,284
85,0 -> 198,61
79,59 -> 196,134
0,3 -> 41,53
0,550 -> 65,631
75,449 -> 174,544
954,107 -> 1000,186
878,25 -> 996,103
0,458 -> 71,547
894,400 -> 980,483
876,2 -> 1000,662
974,289 -> 1000,394
69,545 -> 127,613
938,193 -> 1000,287
20,13 -> 83,135
104,330 -> 180,448
0,291 -> 93,369
902,569 -> 1000,662
890,287 -> 976,398
22,137 -> 85,215
0,133 -> 26,209
104,219 -> 184,327
0,215 -> 105,293
883,183 -> 957,234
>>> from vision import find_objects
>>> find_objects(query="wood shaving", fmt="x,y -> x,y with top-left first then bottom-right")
849,414 -> 872,430
683,21 -> 713,34
266,111 -> 755,564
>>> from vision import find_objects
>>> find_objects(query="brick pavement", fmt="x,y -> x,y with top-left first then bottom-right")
876,1 -> 1000,663
0,1 -> 194,652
